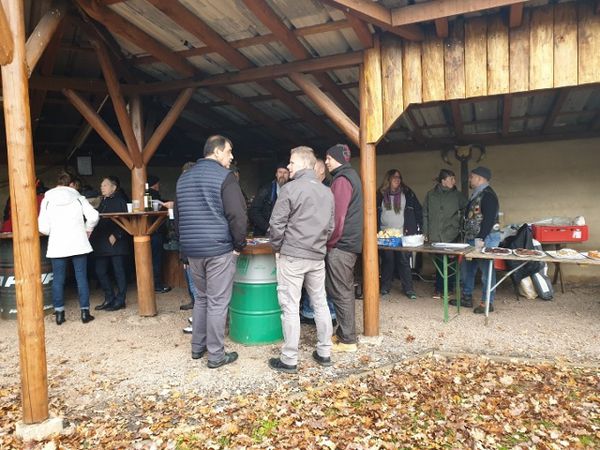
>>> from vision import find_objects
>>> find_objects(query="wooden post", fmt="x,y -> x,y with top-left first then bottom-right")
0,2 -> 14,65
359,57 -> 381,336
25,0 -> 67,77
0,0 -> 48,423
130,96 -> 157,316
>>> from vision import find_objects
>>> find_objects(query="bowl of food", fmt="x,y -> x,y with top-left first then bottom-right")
401,234 -> 424,247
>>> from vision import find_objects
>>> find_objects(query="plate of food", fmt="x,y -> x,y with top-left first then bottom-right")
546,248 -> 586,260
481,247 -> 512,256
432,242 -> 471,249
513,248 -> 545,258
582,250 -> 600,260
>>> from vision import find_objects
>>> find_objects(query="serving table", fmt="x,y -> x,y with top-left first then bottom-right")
100,211 -> 168,316
465,249 -> 600,325
378,244 -> 474,322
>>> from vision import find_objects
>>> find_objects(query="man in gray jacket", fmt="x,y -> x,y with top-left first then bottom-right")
268,146 -> 335,373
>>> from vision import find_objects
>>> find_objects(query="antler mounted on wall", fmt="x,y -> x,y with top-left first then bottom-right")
440,144 -> 486,194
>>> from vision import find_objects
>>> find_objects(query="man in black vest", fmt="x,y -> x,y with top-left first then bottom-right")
175,135 -> 247,368
324,144 -> 363,353
248,162 -> 289,236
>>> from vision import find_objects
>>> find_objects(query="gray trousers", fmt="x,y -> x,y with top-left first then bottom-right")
277,254 -> 332,366
326,247 -> 358,344
189,252 -> 237,363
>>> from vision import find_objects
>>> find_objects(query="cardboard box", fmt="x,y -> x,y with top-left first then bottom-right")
531,225 -> 589,243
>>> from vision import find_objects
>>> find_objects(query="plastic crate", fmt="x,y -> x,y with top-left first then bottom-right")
531,225 -> 588,243
377,237 -> 402,247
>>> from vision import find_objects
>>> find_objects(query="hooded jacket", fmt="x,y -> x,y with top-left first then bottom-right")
38,186 -> 99,258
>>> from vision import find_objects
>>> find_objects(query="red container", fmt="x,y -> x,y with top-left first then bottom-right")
531,225 -> 589,243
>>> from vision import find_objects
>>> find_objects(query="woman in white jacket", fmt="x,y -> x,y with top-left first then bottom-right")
38,171 -> 99,325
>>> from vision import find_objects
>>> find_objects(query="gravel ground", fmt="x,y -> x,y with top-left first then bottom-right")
0,279 -> 599,414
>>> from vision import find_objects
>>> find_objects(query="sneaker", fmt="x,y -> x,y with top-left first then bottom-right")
300,315 -> 315,325
188,316 -> 193,324
380,288 -> 390,296
312,351 -> 332,367
268,357 -> 298,374
180,302 -> 194,310
332,342 -> 358,353
207,352 -> 238,369
473,303 -> 494,314
406,291 -> 417,300
432,291 -> 441,299
191,349 -> 206,359
183,326 -> 192,334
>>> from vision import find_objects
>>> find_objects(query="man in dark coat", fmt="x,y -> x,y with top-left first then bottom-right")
147,174 -> 171,293
248,162 -> 289,236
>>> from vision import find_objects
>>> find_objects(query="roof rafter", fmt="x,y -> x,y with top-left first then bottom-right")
509,3 -> 525,28
391,0 -> 527,27
146,0 -> 340,142
241,0 -> 359,121
320,0 -> 424,41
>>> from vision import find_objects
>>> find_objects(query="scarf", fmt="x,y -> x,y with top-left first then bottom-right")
383,188 -> 403,214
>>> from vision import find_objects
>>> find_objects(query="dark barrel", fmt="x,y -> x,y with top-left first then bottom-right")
0,234 -> 53,320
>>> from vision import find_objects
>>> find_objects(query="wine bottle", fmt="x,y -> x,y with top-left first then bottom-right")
143,183 -> 152,211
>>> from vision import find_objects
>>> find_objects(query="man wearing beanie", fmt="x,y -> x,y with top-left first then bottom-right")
249,162 -> 290,236
325,144 -> 363,352
452,166 -> 500,313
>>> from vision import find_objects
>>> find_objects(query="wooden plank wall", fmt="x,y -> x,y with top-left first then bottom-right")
366,2 -> 600,143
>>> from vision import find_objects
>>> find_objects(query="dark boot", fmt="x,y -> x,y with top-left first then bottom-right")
55,311 -> 65,325
105,302 -> 125,311
95,299 -> 114,311
81,309 -> 95,323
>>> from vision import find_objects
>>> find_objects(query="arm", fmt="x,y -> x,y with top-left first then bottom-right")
477,191 -> 499,239
37,197 -> 50,235
221,173 -> 248,252
413,191 -> 423,232
248,184 -> 271,233
326,193 -> 335,240
81,197 -> 100,232
422,192 -> 430,237
268,187 -> 291,253
326,177 -> 353,250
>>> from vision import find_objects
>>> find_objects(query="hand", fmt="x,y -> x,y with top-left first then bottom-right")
109,234 -> 116,246
275,252 -> 280,259
474,238 -> 484,250
233,250 -> 240,256
163,201 -> 174,209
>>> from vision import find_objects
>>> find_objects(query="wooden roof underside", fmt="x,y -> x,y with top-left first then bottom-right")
1,0 -> 599,167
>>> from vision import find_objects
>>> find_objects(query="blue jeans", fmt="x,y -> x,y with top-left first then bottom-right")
300,287 -> 336,320
184,265 -> 199,302
462,232 -> 501,303
51,254 -> 90,311
95,255 -> 127,306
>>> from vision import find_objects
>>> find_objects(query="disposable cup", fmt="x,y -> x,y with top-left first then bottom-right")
126,203 -> 133,213
132,200 -> 141,212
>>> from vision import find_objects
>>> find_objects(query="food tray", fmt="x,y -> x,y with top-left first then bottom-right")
513,248 -> 545,258
378,237 -> 402,247
545,250 -> 586,260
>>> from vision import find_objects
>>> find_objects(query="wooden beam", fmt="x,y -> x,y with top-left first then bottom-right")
444,18 -> 466,100
553,3 -> 577,88
62,88 -> 134,169
29,74 -> 110,92
64,94 -> 109,161
1,0 -> 48,424
359,60 -> 380,336
0,2 -> 13,65
381,34 -> 404,134
509,3 -> 524,28
289,72 -> 359,146
361,37 -> 383,144
434,18 -> 449,38
320,0 -> 424,41
148,0 -> 340,141
25,0 -> 67,76
542,88 -> 569,133
501,94 -> 512,136
241,0 -> 359,121
344,13 -> 373,48
143,88 -> 194,164
530,5 -> 554,90
132,19 -> 354,66
93,39 -> 143,167
391,0 -> 526,27
134,51 -> 364,95
406,109 -> 426,144
76,0 -> 196,77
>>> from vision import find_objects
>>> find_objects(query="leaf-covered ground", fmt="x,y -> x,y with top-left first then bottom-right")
1,355 -> 598,449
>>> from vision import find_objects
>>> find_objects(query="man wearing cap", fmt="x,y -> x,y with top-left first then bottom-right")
248,163 -> 290,236
453,166 -> 500,313
324,144 -> 363,352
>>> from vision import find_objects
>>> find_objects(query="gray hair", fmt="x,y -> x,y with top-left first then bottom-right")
290,146 -> 316,170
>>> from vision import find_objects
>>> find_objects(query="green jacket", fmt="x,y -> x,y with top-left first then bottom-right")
423,185 -> 467,243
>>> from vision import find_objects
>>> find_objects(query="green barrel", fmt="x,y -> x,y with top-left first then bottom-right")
229,253 -> 282,345
0,235 -> 54,320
